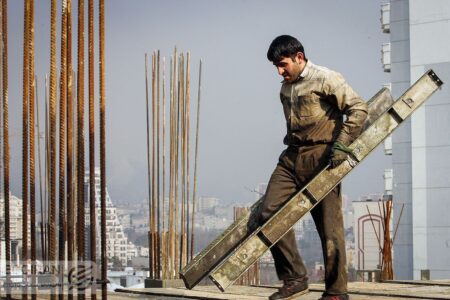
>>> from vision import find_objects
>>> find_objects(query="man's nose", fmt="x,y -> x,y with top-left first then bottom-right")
277,67 -> 284,75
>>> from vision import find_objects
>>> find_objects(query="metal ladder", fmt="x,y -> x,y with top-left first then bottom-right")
180,70 -> 443,292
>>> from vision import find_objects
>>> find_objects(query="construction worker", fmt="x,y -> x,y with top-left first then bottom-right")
260,35 -> 368,300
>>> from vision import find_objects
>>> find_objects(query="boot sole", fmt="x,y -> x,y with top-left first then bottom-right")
284,288 -> 310,299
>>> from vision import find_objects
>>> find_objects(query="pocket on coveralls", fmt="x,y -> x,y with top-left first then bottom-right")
294,144 -> 329,184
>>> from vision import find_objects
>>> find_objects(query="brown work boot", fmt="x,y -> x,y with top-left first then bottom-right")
318,294 -> 349,300
269,278 -> 309,300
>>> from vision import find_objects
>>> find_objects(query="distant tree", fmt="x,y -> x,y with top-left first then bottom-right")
109,256 -> 123,270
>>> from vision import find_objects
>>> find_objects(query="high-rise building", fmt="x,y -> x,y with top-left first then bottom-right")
0,193 -> 30,242
84,168 -> 143,266
383,0 -> 450,279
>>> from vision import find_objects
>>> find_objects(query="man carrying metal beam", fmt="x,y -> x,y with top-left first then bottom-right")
262,35 -> 368,300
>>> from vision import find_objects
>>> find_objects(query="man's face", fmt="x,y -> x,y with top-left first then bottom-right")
274,53 -> 305,83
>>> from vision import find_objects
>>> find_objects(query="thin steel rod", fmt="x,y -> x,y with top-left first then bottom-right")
151,51 -> 156,279
30,50 -> 36,300
144,52 -> 152,279
179,53 -> 186,270
168,55 -> 174,279
66,1 -> 74,297
162,56 -> 166,279
156,50 -> 161,279
99,0 -> 107,297
191,59 -> 202,260
392,203 -> 405,245
49,0 -> 57,298
59,0 -> 68,298
1,0 -> 11,297
77,0 -> 86,298
44,74 -> 49,266
88,0 -> 96,298
37,75 -> 45,267
174,54 -> 181,275
185,52 -> 190,263
22,0 -> 30,298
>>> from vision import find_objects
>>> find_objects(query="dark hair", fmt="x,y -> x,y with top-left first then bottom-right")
267,35 -> 305,63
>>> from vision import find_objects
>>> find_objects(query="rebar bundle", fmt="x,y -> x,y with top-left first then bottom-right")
9,1 -> 108,299
146,49 -> 203,281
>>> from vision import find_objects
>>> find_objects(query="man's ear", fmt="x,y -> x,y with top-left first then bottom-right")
295,52 -> 305,63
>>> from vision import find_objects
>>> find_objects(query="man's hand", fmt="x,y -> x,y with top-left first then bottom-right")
329,142 -> 353,168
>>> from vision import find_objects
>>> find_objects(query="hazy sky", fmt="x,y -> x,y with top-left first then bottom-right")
8,0 -> 391,206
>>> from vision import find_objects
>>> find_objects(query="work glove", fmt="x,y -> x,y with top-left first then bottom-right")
329,141 -> 353,168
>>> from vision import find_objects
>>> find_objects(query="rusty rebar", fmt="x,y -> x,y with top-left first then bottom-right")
162,56 -> 167,279
65,1 -> 75,297
151,51 -> 157,279
2,0 -> 11,298
44,74 -> 49,266
28,1 -> 36,298
99,0 -> 107,297
144,52 -> 152,279
22,0 -> 30,298
49,0 -> 57,298
77,0 -> 86,298
156,50 -> 161,279
168,55 -> 174,279
30,70 -> 36,300
36,75 -> 45,269
185,52 -> 190,263
179,53 -> 186,270
59,0 -> 68,298
88,0 -> 96,298
174,53 -> 181,275
191,59 -> 202,260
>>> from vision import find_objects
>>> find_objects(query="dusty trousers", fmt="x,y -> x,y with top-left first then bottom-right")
259,143 -> 347,295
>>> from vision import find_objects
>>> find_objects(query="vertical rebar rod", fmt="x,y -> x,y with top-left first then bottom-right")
179,53 -> 185,271
1,0 -> 11,298
65,1 -> 74,297
179,54 -> 186,269
99,0 -> 107,297
190,60 -> 201,260
185,52 -> 190,263
44,74 -> 50,266
29,2 -> 36,298
36,75 -> 45,268
156,50 -> 161,279
49,0 -> 57,298
88,0 -> 96,298
29,3 -> 37,297
59,0 -> 68,298
22,0 -> 30,298
162,56 -> 166,279
174,53 -> 180,275
77,0 -> 86,298
168,55 -> 174,279
151,51 -> 157,279
144,53 -> 152,279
